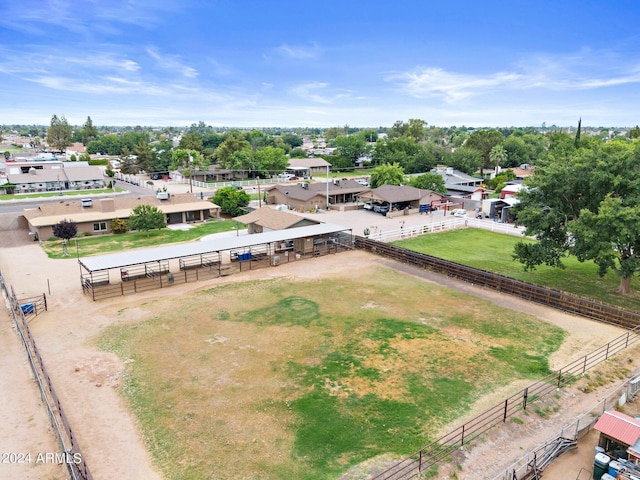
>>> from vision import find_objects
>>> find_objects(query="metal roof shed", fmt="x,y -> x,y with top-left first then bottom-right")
78,222 -> 352,274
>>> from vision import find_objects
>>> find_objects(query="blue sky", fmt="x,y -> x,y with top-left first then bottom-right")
1,0 -> 640,128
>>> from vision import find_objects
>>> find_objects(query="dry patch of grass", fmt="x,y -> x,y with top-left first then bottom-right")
98,268 -> 565,480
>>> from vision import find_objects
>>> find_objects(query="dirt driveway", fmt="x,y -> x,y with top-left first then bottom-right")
0,224 -> 637,480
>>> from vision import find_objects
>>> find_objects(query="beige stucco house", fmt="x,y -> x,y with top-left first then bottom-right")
23,193 -> 220,240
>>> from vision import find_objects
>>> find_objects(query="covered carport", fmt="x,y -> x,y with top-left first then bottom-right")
78,223 -> 353,300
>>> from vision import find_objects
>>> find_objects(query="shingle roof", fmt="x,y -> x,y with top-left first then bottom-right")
233,206 -> 319,230
23,193 -> 219,227
594,410 -> 640,446
362,185 -> 440,203
288,158 -> 332,168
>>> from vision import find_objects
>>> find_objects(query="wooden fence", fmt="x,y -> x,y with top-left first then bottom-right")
0,270 -> 92,480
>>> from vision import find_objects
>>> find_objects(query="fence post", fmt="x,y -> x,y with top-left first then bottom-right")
461,424 -> 465,446
503,398 -> 508,422
419,450 -> 422,472
583,355 -> 588,374
557,369 -> 562,388
605,343 -> 610,360
522,387 -> 528,410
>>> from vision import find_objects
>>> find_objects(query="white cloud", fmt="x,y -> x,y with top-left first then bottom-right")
274,43 -> 321,60
387,67 -> 521,102
290,81 -> 350,104
147,48 -> 198,78
390,50 -> 640,102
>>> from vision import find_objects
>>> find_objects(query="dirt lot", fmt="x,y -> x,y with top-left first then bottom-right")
0,224 -> 638,479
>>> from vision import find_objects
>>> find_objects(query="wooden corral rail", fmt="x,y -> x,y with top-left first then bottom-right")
354,236 -> 640,330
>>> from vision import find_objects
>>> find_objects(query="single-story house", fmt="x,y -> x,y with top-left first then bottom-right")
356,185 -> 444,213
265,179 -> 367,211
594,410 -> 640,463
286,158 -> 332,178
6,161 -> 106,193
431,165 -> 484,196
233,206 -> 321,234
23,193 -> 220,240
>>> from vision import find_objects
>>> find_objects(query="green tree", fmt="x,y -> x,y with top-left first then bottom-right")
134,140 -> 155,173
179,132 -> 204,153
513,139 -> 640,293
447,147 -> 483,175
120,146 -> 137,174
127,204 -> 166,237
388,119 -> 427,142
410,172 -> 446,194
335,135 -> 369,163
46,114 -> 73,152
370,163 -> 405,188
214,132 -> 251,168
281,133 -> 303,148
464,130 -> 504,175
254,146 -> 288,177
489,144 -> 508,172
171,149 -> 207,190
212,186 -> 250,216
289,147 -> 308,158
79,116 -> 99,145
629,126 -> 640,139
4,151 -> 10,160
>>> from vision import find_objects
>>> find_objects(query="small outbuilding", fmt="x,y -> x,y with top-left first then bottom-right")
233,206 -> 320,234
594,410 -> 640,462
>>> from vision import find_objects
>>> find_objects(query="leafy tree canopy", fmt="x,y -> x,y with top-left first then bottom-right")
46,114 -> 73,152
213,186 -> 250,217
370,163 -> 405,188
464,129 -> 504,172
335,135 -> 369,163
127,204 -> 166,236
513,139 -> 640,293
410,172 -> 446,194
388,119 -> 427,142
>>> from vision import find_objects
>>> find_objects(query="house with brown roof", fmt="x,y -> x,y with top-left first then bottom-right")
23,193 -> 220,240
233,206 -> 320,234
286,158 -> 332,177
265,179 -> 367,212
356,185 -> 443,213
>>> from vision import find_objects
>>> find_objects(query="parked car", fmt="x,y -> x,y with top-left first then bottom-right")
451,208 -> 468,217
355,178 -> 369,187
373,204 -> 390,215
230,183 -> 243,190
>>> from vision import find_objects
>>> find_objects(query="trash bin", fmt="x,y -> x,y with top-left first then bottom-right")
600,474 -> 615,480
593,452 -> 610,480
272,256 -> 280,266
608,460 -> 623,477
167,274 -> 174,284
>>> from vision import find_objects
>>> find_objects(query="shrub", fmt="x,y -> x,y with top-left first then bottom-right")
111,218 -> 129,234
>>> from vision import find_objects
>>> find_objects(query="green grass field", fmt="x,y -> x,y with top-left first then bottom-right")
0,187 -> 126,201
98,268 -> 564,480
393,229 -> 640,311
42,220 -> 242,258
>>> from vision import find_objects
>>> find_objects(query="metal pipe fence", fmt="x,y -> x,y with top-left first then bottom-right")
0,270 -> 92,480
352,237 -> 640,479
